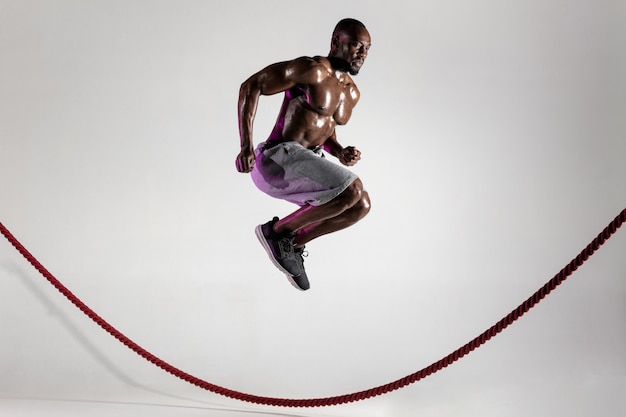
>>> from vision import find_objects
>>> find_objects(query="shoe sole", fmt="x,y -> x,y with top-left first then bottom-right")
255,225 -> 307,291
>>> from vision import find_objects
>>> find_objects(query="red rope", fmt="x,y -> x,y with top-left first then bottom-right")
1,208 -> 624,407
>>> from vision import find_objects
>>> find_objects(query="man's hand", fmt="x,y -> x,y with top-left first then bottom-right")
338,146 -> 361,166
236,149 -> 256,173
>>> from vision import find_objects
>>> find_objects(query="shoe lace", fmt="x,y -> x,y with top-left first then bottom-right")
294,246 -> 308,262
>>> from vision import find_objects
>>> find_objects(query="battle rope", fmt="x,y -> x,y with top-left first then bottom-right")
1,208 -> 624,407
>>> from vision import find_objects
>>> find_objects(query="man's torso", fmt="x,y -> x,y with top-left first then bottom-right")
268,56 -> 360,148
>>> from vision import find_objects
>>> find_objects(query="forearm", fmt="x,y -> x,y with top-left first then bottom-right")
322,134 -> 343,158
238,81 -> 261,152
323,133 -> 361,166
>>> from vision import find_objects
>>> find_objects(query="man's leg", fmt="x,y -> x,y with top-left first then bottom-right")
292,191 -> 370,247
273,178 -> 371,247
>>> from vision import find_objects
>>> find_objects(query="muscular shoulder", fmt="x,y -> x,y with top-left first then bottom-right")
290,55 -> 332,69
245,56 -> 331,95
286,56 -> 333,84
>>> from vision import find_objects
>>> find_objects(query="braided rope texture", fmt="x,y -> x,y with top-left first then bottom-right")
1,207 -> 624,407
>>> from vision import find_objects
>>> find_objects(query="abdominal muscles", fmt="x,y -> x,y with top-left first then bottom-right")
281,99 -> 336,147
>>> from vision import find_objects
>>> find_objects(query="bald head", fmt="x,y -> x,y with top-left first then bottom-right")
332,18 -> 367,38
329,18 -> 371,75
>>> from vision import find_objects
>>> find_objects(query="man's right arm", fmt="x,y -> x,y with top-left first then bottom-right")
235,57 -> 320,173
236,75 -> 262,173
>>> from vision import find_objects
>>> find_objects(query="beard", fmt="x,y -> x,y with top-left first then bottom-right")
327,56 -> 360,75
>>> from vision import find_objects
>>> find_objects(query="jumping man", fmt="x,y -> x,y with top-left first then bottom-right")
236,18 -> 372,291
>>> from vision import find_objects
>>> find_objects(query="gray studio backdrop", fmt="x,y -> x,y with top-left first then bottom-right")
1,1 -> 624,416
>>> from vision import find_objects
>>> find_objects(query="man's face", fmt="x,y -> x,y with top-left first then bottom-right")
333,27 -> 371,75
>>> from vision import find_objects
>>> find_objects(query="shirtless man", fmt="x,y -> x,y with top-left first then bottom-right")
236,18 -> 371,291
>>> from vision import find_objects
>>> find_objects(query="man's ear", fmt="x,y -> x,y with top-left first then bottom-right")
330,35 -> 340,52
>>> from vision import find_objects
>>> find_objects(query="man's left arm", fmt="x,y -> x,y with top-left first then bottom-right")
323,130 -> 361,166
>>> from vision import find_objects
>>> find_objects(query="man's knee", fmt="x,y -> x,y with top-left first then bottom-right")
353,190 -> 371,220
343,179 -> 371,218
360,190 -> 371,216
340,178 -> 364,207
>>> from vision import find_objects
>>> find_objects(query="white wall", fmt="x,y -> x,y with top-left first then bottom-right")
1,1 -> 625,416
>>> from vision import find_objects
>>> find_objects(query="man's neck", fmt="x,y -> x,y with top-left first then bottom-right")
326,56 -> 350,74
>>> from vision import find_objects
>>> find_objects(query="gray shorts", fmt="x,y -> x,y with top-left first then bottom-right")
250,141 -> 358,207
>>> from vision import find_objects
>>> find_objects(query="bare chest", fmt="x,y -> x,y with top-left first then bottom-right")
296,77 -> 358,125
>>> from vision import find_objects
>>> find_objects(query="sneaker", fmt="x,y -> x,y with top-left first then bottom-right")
255,217 -> 310,291
293,246 -> 309,287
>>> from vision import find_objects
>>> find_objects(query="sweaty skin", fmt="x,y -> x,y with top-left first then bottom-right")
236,21 -> 372,248
236,25 -> 371,173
